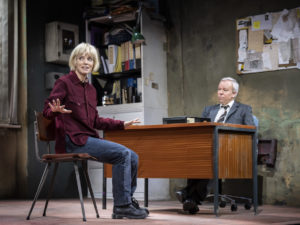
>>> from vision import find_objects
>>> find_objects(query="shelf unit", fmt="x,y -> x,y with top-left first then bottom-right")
86,8 -> 169,201
92,68 -> 141,80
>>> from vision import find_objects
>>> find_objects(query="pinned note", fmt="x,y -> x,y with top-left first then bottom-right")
251,13 -> 272,31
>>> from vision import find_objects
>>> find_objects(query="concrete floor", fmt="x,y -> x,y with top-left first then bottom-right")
0,199 -> 300,225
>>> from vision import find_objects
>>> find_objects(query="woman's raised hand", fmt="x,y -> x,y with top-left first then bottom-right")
124,118 -> 141,127
48,98 -> 72,114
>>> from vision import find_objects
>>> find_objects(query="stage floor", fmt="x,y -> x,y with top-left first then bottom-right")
1,199 -> 300,225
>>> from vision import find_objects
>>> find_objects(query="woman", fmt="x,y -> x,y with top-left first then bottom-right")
43,42 -> 148,219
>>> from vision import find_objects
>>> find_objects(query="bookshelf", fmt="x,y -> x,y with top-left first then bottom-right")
86,7 -> 169,201
93,68 -> 141,80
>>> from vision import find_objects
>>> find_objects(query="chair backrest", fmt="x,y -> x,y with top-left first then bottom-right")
35,111 -> 55,141
253,115 -> 259,128
34,111 -> 56,161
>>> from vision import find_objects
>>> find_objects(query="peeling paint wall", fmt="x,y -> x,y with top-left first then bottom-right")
166,0 -> 300,206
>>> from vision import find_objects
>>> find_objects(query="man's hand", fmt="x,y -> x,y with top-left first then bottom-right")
124,118 -> 141,128
48,98 -> 72,114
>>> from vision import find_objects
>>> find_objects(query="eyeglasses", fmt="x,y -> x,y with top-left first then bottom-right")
77,55 -> 94,62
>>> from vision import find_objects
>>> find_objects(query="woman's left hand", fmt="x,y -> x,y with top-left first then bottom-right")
124,118 -> 141,127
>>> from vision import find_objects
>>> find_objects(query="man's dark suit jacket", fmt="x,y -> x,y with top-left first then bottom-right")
201,101 -> 255,125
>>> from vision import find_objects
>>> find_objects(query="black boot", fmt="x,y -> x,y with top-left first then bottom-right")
131,197 -> 150,215
183,199 -> 199,214
112,203 -> 147,219
175,190 -> 187,203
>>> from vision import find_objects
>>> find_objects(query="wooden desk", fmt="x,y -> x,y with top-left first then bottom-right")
103,122 -> 258,215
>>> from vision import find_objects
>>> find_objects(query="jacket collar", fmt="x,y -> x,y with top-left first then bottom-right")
69,71 -> 89,85
226,101 -> 240,121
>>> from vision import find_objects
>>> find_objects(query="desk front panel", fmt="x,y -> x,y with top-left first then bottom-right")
219,132 -> 253,178
104,126 -> 214,178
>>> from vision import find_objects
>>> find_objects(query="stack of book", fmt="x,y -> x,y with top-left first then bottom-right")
101,41 -> 141,74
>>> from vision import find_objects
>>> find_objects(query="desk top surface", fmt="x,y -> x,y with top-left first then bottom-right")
121,122 -> 256,131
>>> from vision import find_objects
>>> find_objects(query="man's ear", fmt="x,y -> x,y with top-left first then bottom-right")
232,91 -> 237,98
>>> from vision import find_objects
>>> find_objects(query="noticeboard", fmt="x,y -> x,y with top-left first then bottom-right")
236,7 -> 300,74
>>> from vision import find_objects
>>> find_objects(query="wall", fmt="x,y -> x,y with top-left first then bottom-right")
26,0 -> 89,198
166,0 -> 300,206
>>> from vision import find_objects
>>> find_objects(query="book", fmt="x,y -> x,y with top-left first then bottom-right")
134,43 -> 141,69
107,45 -> 118,73
124,41 -> 130,71
129,41 -> 135,69
121,42 -> 126,71
114,46 -> 122,72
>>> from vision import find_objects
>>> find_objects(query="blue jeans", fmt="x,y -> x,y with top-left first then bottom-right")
65,135 -> 138,206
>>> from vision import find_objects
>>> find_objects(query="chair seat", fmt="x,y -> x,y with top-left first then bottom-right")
42,153 -> 98,162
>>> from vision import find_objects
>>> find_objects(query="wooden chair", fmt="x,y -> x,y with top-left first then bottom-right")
26,111 -> 100,222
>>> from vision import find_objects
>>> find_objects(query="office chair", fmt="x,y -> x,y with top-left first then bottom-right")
27,111 -> 100,221
206,115 -> 259,211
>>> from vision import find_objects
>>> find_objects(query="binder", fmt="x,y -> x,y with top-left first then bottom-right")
162,117 -> 211,124
134,43 -> 141,69
124,41 -> 130,71
129,41 -> 135,69
121,42 -> 126,71
114,46 -> 122,72
107,44 -> 118,73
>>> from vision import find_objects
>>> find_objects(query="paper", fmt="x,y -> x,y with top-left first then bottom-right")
251,13 -> 272,31
244,52 -> 263,71
293,8 -> 300,37
278,41 -> 291,64
271,9 -> 295,42
238,64 -> 243,71
248,29 -> 264,52
292,38 -> 300,63
262,51 -> 272,69
236,17 -> 251,30
238,29 -> 247,62
262,44 -> 279,69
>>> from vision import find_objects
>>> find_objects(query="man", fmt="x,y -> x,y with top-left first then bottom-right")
176,77 -> 255,214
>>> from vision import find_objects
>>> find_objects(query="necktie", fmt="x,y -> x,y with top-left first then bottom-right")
217,105 -> 229,123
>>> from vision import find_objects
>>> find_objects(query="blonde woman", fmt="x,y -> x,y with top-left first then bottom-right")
43,42 -> 147,219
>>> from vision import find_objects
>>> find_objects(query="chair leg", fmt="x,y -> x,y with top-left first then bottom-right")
144,178 -> 148,207
82,160 -> 100,218
102,168 -> 107,209
27,163 -> 51,220
43,162 -> 59,216
74,161 -> 87,222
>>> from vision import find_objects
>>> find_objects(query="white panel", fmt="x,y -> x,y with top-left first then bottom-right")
141,11 -> 168,111
99,111 -> 144,124
144,107 -> 168,125
149,179 -> 170,200
98,102 -> 143,115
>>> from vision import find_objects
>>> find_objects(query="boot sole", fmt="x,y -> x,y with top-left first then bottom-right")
112,213 -> 147,219
183,201 -> 199,214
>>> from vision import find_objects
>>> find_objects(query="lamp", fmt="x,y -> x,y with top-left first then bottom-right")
118,1 -> 145,45
131,28 -> 145,44
131,1 -> 145,45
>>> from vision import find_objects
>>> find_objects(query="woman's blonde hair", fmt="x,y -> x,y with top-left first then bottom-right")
69,42 -> 100,72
